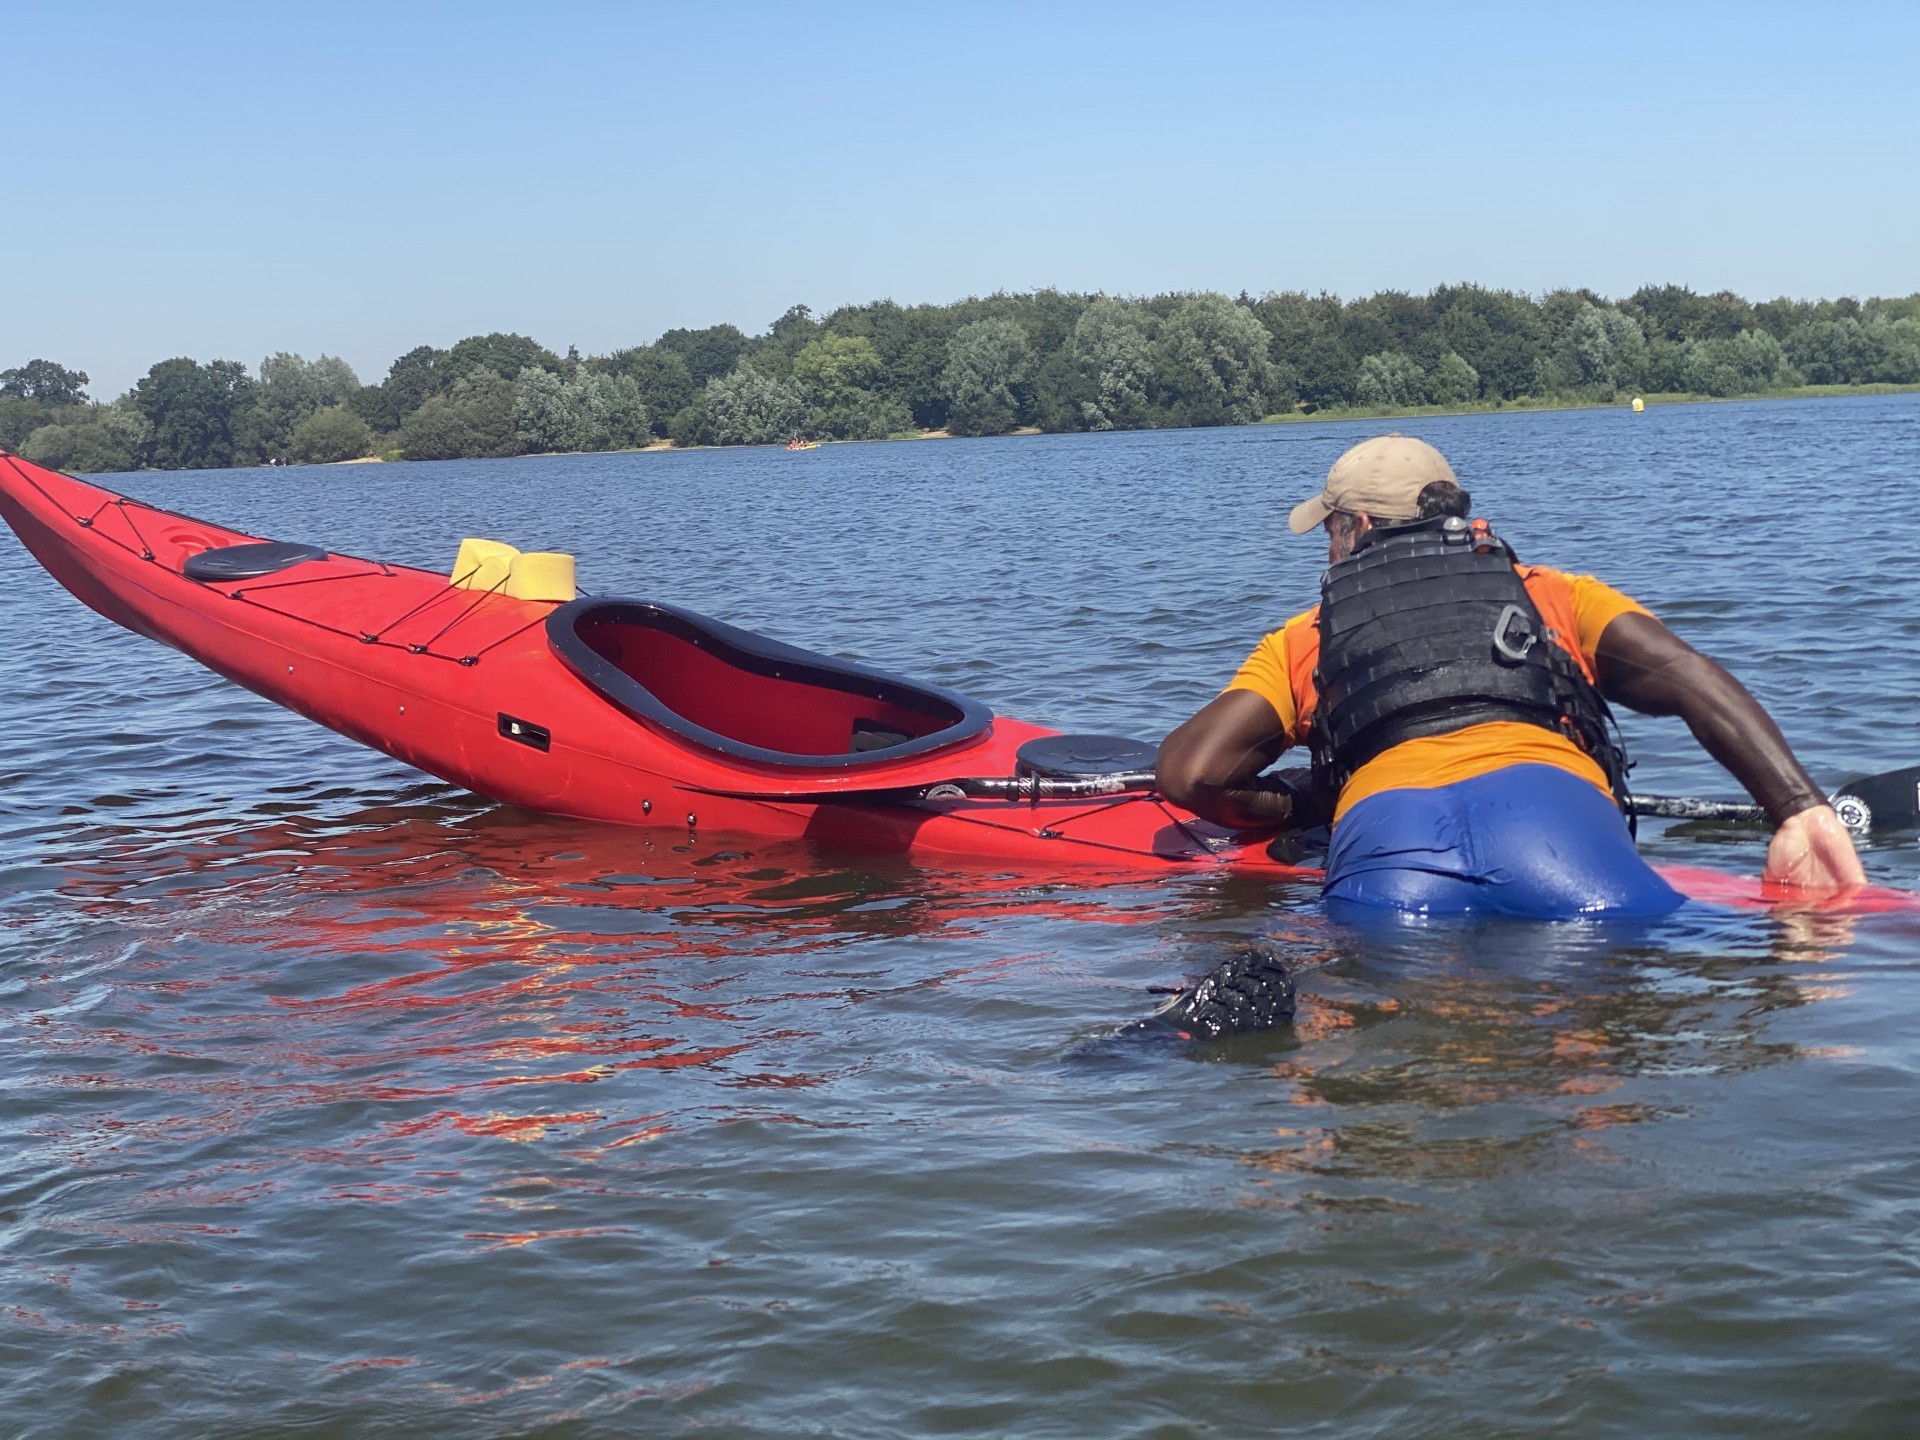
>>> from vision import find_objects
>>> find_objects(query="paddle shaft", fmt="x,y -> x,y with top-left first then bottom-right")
701,764 -> 1920,833
1635,762 -> 1920,831
1630,795 -> 1765,822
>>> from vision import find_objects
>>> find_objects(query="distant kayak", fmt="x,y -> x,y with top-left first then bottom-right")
784,439 -> 820,451
1,450 -> 1911,912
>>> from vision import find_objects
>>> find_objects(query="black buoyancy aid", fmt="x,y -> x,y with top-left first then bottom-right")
1307,516 -> 1633,812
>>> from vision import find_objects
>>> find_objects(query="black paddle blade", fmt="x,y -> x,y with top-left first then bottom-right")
1830,766 -> 1920,832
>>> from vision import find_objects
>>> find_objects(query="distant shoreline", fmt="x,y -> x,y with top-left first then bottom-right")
1252,381 -> 1920,428
253,381 -> 1920,468
23,284 -> 1916,473
506,381 -> 1920,459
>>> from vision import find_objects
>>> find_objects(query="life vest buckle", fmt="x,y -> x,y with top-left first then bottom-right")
1492,604 -> 1538,663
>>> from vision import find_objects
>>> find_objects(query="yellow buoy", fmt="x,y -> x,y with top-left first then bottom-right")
504,551 -> 577,602
1631,396 -> 1645,413
451,537 -> 519,591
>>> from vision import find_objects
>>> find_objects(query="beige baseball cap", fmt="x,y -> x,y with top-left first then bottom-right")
1287,434 -> 1459,534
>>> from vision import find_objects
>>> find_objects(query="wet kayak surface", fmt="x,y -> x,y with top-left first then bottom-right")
4,394 -> 1919,1435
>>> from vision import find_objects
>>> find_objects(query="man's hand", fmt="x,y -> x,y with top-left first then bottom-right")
1156,690 -> 1295,830
1764,805 -> 1867,892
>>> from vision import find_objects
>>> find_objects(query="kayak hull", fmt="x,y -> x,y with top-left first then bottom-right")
0,454 -> 1294,874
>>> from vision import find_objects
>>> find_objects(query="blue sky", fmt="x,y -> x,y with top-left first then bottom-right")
7,1 -> 1916,396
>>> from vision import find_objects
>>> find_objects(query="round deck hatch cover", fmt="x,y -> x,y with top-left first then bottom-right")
183,541 -> 329,582
1015,733 -> 1158,779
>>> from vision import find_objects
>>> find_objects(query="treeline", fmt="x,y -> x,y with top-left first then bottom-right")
7,284 -> 1920,472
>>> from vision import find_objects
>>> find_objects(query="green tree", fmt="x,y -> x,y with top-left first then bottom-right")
513,368 -> 650,452
594,345 -> 694,436
1550,303 -> 1646,395
1682,330 -> 1797,396
1869,318 -> 1920,383
572,371 -> 651,449
514,367 -> 580,453
1069,300 -> 1156,430
1430,285 -> 1546,400
1867,293 -> 1920,324
943,318 -> 1032,436
1353,351 -> 1426,408
1251,290 -> 1350,408
1296,331 -> 1360,408
1156,294 -> 1275,425
1641,338 -> 1690,393
656,324 -> 754,386
792,333 -> 881,406
0,396 -> 49,449
818,299 -> 959,428
1428,350 -> 1480,405
130,357 -> 257,469
1538,288 -> 1608,350
790,334 -> 911,439
704,365 -> 807,445
1786,317 -> 1877,384
21,401 -> 150,473
396,397 -> 466,460
248,352 -> 361,458
442,333 -> 562,390
760,304 -> 823,369
1624,284 -> 1707,343
1,359 -> 90,405
287,405 -> 374,465
350,345 -> 447,432
397,371 -> 521,460
1693,290 -> 1757,341
1343,290 -> 1438,376
667,396 -> 711,447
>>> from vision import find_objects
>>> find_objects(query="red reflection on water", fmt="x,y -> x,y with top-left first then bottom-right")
464,1226 -> 635,1251
23,797 -> 1180,1263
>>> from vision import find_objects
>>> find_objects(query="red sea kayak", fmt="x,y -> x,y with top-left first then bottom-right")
0,451 -> 1307,875
2,451 -> 1912,912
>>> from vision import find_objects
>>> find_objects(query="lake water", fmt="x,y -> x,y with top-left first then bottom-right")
3,396 -> 1918,1437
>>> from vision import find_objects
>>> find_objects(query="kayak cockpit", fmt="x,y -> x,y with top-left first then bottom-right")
546,598 -> 994,769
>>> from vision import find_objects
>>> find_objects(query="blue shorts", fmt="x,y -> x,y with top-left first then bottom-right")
1324,764 -> 1683,919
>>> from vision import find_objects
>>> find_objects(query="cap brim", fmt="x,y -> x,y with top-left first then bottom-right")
1288,492 -> 1334,535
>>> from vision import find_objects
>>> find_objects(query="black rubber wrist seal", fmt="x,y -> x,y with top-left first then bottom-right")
1765,790 -> 1828,828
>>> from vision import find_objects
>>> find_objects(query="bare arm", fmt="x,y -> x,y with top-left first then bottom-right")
1596,612 -> 1823,822
1156,689 -> 1297,830
1596,611 -> 1864,890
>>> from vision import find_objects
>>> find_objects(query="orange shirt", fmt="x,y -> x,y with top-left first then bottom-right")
1227,566 -> 1650,822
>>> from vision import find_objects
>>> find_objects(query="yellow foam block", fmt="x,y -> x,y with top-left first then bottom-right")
452,537 -> 519,591
504,551 -> 577,602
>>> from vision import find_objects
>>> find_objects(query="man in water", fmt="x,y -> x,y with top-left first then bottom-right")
1156,435 -> 1865,917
